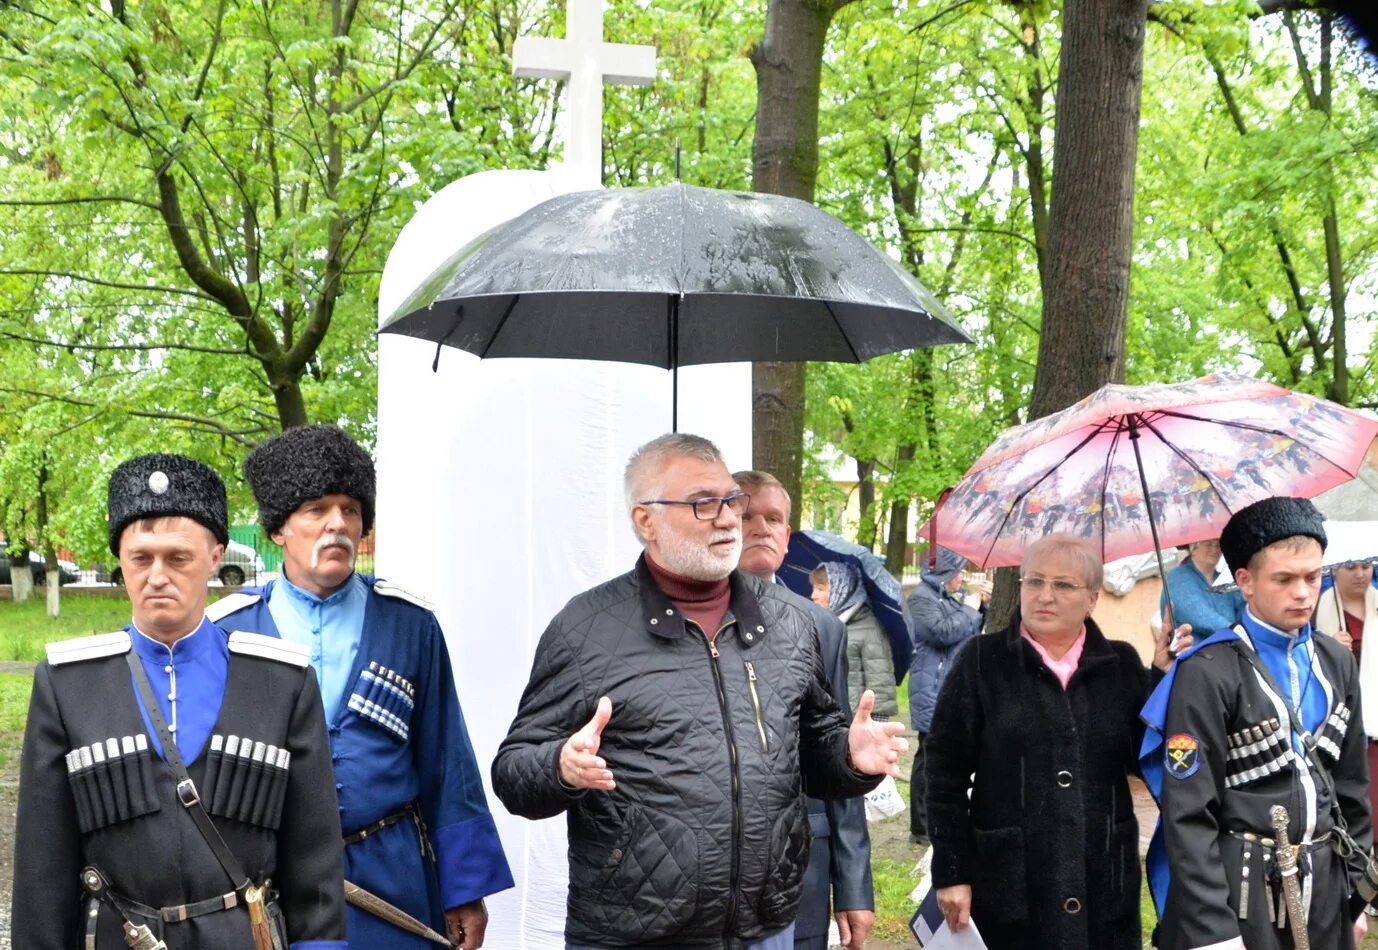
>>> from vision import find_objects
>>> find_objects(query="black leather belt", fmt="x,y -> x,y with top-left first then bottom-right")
343,804 -> 413,845
112,886 -> 243,923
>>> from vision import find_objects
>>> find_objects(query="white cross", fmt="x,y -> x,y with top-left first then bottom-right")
512,0 -> 657,184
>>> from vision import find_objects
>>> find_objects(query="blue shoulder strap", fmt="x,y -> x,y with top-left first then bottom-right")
1137,627 -> 1240,917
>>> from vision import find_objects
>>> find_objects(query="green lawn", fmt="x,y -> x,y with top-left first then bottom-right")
0,673 -> 33,771
0,596 -> 133,662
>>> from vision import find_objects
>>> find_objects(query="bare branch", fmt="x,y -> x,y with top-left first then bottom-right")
0,195 -> 160,210
0,329 -> 246,357
0,387 -> 272,445
0,268 -> 216,301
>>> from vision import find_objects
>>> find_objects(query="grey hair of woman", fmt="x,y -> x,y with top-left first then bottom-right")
1022,534 -> 1104,590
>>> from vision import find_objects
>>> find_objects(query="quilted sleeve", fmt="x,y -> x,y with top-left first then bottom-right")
798,621 -> 882,801
491,617 -> 591,820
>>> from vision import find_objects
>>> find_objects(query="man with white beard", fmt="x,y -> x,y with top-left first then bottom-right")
210,425 -> 512,950
493,433 -> 907,950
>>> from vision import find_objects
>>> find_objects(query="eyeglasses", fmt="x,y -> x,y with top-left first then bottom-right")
1019,577 -> 1089,595
639,491 -> 750,521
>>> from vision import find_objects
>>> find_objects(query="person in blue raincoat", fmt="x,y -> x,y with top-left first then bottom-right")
210,425 -> 513,949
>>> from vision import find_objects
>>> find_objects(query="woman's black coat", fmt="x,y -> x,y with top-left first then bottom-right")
925,615 -> 1156,950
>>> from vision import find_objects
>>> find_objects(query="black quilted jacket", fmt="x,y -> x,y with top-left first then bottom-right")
492,557 -> 880,948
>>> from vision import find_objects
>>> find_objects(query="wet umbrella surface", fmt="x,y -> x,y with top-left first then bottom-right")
380,182 -> 970,369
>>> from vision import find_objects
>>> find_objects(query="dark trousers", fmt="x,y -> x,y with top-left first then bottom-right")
910,730 -> 928,840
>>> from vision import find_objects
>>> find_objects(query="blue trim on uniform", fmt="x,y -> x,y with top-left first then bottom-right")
290,942 -> 348,949
1237,609 -> 1324,744
1138,627 -> 1241,917
128,615 -> 228,765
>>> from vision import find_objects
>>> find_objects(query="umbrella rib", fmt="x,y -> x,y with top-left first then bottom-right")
827,299 -> 863,363
1097,426 -> 1123,563
480,296 -> 522,358
1137,413 -> 1238,516
1154,409 -> 1363,477
981,419 -> 1118,565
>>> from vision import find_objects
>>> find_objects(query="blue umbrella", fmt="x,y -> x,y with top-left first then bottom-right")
780,530 -> 913,683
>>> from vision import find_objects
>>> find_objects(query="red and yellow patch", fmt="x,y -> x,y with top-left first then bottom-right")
1165,733 -> 1200,779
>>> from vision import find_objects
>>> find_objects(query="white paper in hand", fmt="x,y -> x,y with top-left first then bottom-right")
909,887 -> 987,949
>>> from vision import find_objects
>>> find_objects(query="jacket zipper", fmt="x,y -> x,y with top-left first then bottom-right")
744,661 -> 768,753
699,623 -> 742,936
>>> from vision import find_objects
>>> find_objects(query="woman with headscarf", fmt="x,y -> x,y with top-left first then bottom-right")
810,562 -> 899,721
925,534 -> 1184,949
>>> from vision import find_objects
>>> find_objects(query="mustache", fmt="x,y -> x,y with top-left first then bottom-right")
710,530 -> 741,546
310,533 -> 356,569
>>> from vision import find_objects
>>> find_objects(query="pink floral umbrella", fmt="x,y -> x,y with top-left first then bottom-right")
921,372 -> 1378,570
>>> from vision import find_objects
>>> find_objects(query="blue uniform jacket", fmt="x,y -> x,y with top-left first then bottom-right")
211,577 -> 513,949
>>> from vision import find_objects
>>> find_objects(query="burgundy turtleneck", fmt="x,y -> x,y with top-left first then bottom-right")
645,554 -> 732,638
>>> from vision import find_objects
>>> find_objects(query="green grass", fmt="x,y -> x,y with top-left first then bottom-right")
0,596 -> 132,662
872,856 -> 923,941
0,672 -> 33,771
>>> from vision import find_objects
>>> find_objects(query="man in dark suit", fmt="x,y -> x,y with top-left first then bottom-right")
734,469 -> 874,950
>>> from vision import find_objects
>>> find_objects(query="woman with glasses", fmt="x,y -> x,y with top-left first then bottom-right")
1315,560 -> 1378,825
923,534 -> 1186,950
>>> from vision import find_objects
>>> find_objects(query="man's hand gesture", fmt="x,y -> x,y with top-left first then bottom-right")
560,696 -> 616,791
847,690 -> 908,777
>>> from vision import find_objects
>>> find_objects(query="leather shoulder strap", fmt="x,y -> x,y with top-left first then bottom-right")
125,651 -> 251,890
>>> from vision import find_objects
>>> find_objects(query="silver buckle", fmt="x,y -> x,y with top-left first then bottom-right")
176,778 -> 200,807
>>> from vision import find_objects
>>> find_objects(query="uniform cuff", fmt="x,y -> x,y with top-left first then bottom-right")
435,814 -> 516,909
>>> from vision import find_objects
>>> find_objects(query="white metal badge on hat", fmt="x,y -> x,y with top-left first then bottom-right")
148,471 -> 170,495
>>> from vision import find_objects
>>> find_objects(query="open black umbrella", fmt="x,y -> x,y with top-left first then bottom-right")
778,529 -> 913,683
380,183 -> 970,427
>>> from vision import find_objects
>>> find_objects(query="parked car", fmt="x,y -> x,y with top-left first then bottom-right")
0,542 -> 79,586
109,540 -> 265,587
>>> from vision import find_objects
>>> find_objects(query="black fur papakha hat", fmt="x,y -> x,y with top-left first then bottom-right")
1220,496 -> 1327,576
108,454 -> 229,555
243,424 -> 376,537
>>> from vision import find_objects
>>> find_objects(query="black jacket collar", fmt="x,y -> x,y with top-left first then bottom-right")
1002,611 -> 1118,677
635,554 -> 768,647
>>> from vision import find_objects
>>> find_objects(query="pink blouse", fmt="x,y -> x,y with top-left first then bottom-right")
1021,624 -> 1087,690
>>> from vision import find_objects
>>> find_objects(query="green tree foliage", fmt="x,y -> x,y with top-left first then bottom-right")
1,0 -> 1373,573
0,0 -> 564,562
798,0 -> 1375,564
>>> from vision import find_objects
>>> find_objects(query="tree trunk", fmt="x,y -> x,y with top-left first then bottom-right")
9,549 -> 33,603
1027,0 -> 1145,419
885,444 -> 915,576
749,0 -> 852,528
38,462 -> 59,617
988,0 -> 1150,631
855,457 -> 877,550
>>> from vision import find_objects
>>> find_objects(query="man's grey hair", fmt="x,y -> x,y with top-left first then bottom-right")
624,434 -> 725,535
731,469 -> 790,520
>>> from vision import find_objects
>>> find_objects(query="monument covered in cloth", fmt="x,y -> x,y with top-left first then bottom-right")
375,3 -> 751,945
